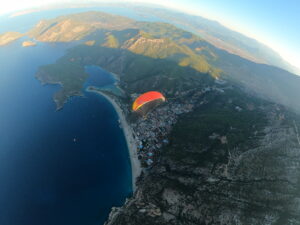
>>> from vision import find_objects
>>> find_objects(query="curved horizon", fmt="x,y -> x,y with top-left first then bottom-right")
1,0 -> 299,73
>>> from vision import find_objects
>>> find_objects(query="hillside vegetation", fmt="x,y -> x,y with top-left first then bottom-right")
36,44 -> 215,109
106,90 -> 300,225
27,11 -> 300,113
133,6 -> 299,74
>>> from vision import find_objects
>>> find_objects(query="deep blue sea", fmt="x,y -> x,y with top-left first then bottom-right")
0,38 -> 132,225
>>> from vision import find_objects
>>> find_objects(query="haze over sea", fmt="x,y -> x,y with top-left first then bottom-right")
0,12 -> 134,224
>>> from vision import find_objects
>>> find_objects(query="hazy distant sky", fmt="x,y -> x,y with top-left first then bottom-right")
1,0 -> 299,70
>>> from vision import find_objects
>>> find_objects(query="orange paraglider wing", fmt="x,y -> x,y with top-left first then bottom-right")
132,91 -> 165,111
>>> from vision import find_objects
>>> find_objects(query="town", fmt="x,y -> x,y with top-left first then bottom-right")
126,80 -> 228,168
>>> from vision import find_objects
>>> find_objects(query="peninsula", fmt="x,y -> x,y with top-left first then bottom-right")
27,11 -> 300,113
0,31 -> 23,46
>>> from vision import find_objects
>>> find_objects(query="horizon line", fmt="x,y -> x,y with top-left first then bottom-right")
2,1 -> 300,73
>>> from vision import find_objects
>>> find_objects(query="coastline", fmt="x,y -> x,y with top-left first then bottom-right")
87,87 -> 142,191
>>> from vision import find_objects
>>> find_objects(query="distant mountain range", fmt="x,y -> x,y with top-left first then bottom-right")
1,9 -> 300,111
13,11 -> 298,113
7,2 -> 299,75
129,5 -> 300,75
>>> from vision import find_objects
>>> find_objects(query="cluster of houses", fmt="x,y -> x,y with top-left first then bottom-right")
131,100 -> 195,167
128,83 -> 225,167
126,79 -> 229,168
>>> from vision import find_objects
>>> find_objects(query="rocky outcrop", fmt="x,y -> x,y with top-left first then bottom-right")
22,40 -> 36,47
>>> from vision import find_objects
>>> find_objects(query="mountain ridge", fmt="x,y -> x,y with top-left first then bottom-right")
130,5 -> 300,75
16,11 -> 300,113
4,3 -> 299,74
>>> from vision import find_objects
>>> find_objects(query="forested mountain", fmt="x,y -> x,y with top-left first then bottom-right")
20,11 -> 300,113
131,6 -> 300,75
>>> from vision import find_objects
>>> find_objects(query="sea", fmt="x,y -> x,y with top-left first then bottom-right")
0,10 -> 140,225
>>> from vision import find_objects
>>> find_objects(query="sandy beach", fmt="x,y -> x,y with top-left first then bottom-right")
87,87 -> 142,191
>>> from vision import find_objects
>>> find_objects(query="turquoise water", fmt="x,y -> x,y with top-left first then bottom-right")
0,39 -> 132,225
84,66 -> 124,97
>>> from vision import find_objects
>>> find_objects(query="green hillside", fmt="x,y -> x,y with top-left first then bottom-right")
28,12 -> 219,76
133,6 -> 299,74
28,11 -> 300,113
36,44 -> 215,109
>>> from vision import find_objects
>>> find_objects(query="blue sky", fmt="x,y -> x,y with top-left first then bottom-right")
159,0 -> 299,69
0,0 -> 299,69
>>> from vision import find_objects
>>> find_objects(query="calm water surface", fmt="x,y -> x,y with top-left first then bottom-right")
0,39 -> 131,225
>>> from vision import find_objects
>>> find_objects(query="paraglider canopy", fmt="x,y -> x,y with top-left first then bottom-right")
132,91 -> 165,114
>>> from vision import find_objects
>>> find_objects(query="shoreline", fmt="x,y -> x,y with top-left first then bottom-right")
86,87 -> 142,191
